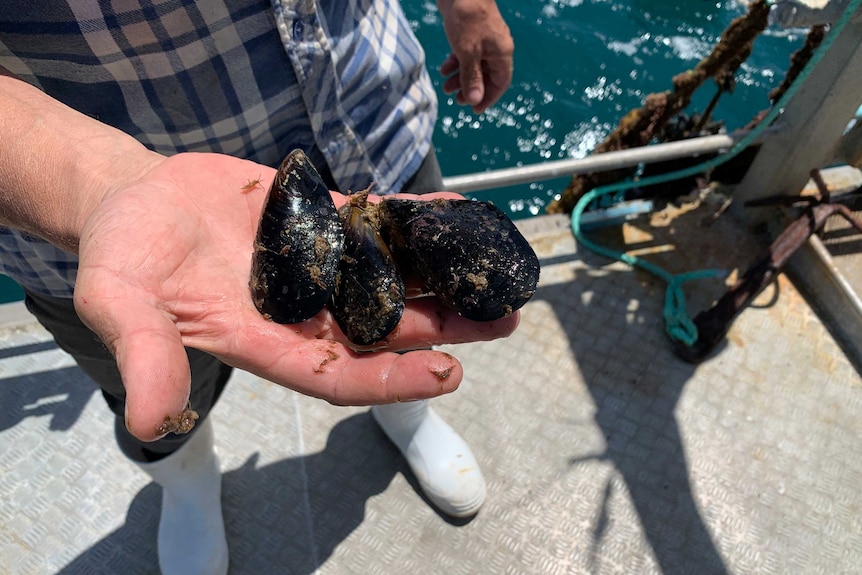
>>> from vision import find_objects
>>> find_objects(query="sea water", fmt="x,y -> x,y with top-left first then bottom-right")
408,0 -> 805,218
0,1 -> 809,303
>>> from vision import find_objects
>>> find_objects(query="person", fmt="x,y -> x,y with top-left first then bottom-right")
764,0 -> 851,27
739,0 -> 854,27
0,1 -> 515,574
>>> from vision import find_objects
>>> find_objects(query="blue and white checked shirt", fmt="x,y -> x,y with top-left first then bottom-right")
0,0 -> 437,298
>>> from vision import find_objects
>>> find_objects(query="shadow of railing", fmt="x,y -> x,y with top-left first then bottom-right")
0,338 -> 97,433
524,199 -> 768,574
533,273 -> 728,575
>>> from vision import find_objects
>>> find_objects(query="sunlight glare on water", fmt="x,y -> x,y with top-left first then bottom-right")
406,0 -> 805,219
0,0 -> 810,303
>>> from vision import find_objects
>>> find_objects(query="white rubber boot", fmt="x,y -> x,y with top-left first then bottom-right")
372,400 -> 486,518
134,418 -> 229,575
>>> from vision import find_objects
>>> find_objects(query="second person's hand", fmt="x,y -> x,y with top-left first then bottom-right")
437,0 -> 514,113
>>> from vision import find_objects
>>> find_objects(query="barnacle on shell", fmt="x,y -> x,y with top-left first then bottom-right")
251,150 -> 540,344
378,198 -> 540,322
330,191 -> 405,346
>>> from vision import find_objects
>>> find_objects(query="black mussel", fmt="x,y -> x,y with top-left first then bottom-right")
331,191 -> 405,345
250,149 -> 344,323
378,198 -> 540,321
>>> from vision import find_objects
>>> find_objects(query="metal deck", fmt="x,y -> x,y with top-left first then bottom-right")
2,203 -> 861,575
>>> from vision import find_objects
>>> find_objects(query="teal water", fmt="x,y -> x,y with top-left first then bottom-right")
0,1 -> 805,303
0,275 -> 23,304
408,0 -> 804,218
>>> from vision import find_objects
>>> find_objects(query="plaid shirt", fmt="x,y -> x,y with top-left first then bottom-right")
0,0 -> 437,298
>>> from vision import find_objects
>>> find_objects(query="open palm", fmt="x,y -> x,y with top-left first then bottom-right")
74,152 -> 519,441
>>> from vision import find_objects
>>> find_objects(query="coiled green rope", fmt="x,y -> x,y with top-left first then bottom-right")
570,0 -> 862,346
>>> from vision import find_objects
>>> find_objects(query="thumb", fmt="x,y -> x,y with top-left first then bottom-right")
457,53 -> 485,107
75,294 -> 193,442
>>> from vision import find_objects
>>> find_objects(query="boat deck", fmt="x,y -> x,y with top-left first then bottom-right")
2,187 -> 861,575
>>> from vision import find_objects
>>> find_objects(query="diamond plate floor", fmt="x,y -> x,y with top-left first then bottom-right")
2,208 -> 861,575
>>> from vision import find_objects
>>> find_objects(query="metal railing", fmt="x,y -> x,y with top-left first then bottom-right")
440,130 -> 777,194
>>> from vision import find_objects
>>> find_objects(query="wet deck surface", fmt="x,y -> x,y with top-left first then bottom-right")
2,198 -> 861,575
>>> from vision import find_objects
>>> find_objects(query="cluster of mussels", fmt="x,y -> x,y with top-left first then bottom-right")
250,149 -> 541,346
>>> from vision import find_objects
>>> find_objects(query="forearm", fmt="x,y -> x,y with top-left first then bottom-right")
0,71 -> 162,253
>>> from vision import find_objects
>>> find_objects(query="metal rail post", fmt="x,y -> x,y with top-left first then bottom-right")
732,9 -> 862,369
733,10 -> 862,213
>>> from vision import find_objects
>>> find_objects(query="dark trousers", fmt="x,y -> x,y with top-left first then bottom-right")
24,147 -> 444,462
24,290 -> 233,462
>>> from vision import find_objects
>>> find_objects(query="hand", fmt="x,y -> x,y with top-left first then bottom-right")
742,0 -> 847,28
437,0 -> 514,113
74,152 -> 519,441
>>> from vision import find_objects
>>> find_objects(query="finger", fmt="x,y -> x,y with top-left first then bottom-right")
333,190 -> 463,208
455,52 -> 485,108
475,58 -> 514,113
306,344 -> 463,405
404,275 -> 432,298
75,292 -> 193,442
390,297 -> 521,349
312,296 -> 520,352
439,53 -> 460,77
224,317 -> 463,404
366,190 -> 464,202
442,73 -> 462,97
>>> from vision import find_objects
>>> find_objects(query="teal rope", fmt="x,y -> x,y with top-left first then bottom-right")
572,188 -> 725,345
570,0 -> 862,346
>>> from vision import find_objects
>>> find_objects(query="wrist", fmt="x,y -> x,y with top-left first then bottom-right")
0,75 -> 163,253
65,133 -> 165,253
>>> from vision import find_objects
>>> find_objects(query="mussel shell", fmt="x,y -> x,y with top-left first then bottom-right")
250,149 -> 344,324
331,193 -> 405,346
379,198 -> 540,321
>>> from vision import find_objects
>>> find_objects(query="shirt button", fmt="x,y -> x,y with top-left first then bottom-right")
292,19 -> 304,40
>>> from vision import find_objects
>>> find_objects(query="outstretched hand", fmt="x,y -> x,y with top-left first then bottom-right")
74,152 -> 519,441
438,0 -> 514,113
